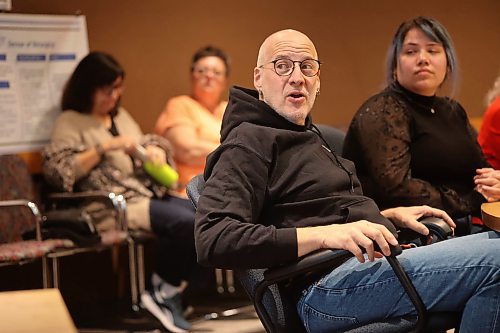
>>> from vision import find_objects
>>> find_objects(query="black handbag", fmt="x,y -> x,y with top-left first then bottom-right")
23,208 -> 101,246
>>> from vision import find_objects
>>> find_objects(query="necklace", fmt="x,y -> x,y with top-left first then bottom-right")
400,90 -> 436,114
394,82 -> 437,114
410,98 -> 436,114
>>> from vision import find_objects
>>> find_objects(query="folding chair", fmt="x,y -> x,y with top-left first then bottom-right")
0,155 -> 73,288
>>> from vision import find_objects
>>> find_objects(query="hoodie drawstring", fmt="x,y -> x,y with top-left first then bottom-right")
309,124 -> 355,193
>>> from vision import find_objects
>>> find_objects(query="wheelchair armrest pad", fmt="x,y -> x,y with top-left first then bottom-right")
420,216 -> 453,239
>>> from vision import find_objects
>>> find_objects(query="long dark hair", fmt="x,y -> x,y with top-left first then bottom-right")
386,16 -> 458,95
61,51 -> 125,114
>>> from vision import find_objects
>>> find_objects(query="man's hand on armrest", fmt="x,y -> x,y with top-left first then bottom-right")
296,221 -> 398,264
381,205 -> 456,235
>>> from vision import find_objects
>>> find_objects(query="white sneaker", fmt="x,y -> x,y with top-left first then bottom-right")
141,289 -> 191,333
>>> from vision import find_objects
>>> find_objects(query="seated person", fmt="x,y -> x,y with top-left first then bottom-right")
478,72 -> 500,169
43,52 -> 193,333
194,29 -> 500,333
342,17 -> 491,233
154,46 -> 230,194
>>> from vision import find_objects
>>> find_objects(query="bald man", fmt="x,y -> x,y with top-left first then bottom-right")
195,29 -> 500,332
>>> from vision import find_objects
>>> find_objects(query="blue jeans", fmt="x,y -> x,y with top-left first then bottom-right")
297,231 -> 500,333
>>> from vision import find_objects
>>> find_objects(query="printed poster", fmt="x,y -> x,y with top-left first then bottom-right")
0,13 -> 88,154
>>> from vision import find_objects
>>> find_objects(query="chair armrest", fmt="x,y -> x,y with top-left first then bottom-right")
398,217 -> 453,246
0,200 -> 43,240
47,191 -> 127,231
263,249 -> 353,283
420,216 -> 452,240
264,244 -> 402,283
385,255 -> 426,332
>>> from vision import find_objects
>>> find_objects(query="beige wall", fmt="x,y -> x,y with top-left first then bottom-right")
12,0 -> 500,132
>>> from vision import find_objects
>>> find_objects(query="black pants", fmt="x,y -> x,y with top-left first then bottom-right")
149,196 -> 196,286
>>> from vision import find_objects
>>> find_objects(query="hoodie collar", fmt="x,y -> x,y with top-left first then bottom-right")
220,86 -> 312,141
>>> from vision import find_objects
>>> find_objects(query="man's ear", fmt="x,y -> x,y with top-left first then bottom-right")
254,67 -> 261,91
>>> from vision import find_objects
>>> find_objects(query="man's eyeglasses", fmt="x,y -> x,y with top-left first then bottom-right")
259,58 -> 321,77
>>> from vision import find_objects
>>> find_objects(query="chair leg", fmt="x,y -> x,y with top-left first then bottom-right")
215,268 -> 225,294
128,239 -> 140,312
215,269 -> 238,294
51,257 -> 60,289
41,257 -> 50,288
226,270 -> 235,293
137,243 -> 145,295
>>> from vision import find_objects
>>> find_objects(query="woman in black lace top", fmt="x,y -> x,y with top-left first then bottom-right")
343,17 -> 489,231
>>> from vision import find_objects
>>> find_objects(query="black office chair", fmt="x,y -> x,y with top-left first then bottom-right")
187,174 -> 461,333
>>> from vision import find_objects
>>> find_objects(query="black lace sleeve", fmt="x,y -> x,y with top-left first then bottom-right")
346,93 -> 476,216
455,101 -> 490,168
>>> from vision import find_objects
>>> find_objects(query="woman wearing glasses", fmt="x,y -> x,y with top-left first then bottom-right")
154,46 -> 230,195
43,51 -> 194,333
343,17 -> 492,235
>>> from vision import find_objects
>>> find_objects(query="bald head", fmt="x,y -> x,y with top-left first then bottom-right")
256,29 -> 318,67
253,29 -> 320,126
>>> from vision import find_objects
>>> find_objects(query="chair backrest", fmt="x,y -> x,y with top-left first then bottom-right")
186,174 -> 205,209
234,269 -> 306,333
315,124 -> 345,155
0,155 -> 36,243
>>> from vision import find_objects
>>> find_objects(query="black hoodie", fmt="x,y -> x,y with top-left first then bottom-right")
195,86 -> 396,269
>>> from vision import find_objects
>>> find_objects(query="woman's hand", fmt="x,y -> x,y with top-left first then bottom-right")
102,136 -> 137,155
381,205 -> 455,235
145,145 -> 166,165
475,168 -> 500,201
76,136 -> 136,176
